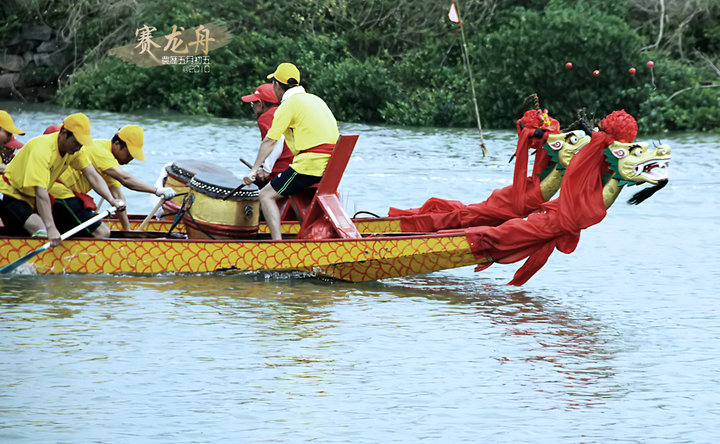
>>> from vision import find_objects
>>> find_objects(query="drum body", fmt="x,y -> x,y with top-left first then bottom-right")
163,160 -> 235,218
184,173 -> 260,239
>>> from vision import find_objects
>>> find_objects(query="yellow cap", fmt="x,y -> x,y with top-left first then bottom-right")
62,113 -> 93,147
267,62 -> 300,85
117,125 -> 144,161
0,110 -> 26,135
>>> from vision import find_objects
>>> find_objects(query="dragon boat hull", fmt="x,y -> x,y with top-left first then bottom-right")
0,117 -> 672,285
0,232 -> 485,282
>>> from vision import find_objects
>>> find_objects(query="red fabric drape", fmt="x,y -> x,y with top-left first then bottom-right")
388,177 -> 546,232
465,118 -> 634,285
388,110 -> 559,232
512,110 -> 558,214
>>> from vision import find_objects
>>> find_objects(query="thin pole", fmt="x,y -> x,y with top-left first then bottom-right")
455,1 -> 488,157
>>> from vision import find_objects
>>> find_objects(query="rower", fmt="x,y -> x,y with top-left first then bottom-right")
1,136 -> 23,174
0,110 -> 26,174
242,62 -> 340,240
49,125 -> 176,236
0,113 -> 125,246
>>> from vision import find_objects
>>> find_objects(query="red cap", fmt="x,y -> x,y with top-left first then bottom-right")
44,125 -> 61,134
5,135 -> 23,150
241,84 -> 278,103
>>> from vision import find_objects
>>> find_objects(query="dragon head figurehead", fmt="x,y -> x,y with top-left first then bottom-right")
544,130 -> 592,170
516,108 -> 561,149
512,108 -> 562,210
605,142 -> 671,186
536,129 -> 592,200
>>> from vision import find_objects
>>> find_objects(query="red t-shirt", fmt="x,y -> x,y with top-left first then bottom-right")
257,107 -> 294,178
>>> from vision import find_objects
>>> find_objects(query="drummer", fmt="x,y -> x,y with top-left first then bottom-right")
240,83 -> 294,187
242,63 -> 339,240
0,113 -> 125,246
50,125 -> 176,236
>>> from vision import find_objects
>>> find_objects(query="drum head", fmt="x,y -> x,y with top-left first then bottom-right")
189,173 -> 259,201
166,160 -> 234,183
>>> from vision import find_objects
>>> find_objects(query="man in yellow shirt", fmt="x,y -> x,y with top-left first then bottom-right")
242,62 -> 339,240
0,113 -> 124,246
50,125 -> 176,237
0,110 -> 26,174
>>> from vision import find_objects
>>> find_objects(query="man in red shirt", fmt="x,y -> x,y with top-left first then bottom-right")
241,83 -> 293,186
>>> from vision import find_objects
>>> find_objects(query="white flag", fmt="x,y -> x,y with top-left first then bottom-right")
448,1 -> 460,24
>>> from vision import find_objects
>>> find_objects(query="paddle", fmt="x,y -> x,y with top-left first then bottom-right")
0,206 -> 117,274
138,198 -> 166,231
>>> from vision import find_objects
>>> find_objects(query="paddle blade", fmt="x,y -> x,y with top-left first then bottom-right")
0,244 -> 49,274
0,208 -> 113,274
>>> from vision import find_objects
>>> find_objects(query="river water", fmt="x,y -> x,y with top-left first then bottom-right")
1,101 -> 718,443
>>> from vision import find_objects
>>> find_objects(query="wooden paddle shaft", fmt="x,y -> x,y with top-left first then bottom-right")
138,199 -> 165,231
62,207 -> 115,240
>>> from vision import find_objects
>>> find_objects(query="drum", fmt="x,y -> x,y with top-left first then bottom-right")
184,173 -> 260,239
162,160 -> 235,218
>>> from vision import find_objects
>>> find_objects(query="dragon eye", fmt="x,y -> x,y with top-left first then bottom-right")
632,147 -> 644,156
569,136 -> 578,144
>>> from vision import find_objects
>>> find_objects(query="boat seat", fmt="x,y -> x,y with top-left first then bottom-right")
280,184 -> 317,223
297,134 -> 361,240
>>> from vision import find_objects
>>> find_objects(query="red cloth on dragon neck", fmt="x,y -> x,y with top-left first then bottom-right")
387,177 -> 546,232
511,126 -> 553,215
387,123 -> 554,232
465,131 -> 616,285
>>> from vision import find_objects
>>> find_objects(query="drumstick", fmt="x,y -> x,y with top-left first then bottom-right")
229,158 -> 259,200
239,158 -> 253,169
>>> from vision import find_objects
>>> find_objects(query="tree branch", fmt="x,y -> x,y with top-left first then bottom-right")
695,50 -> 720,78
641,0 -> 665,51
666,83 -> 719,101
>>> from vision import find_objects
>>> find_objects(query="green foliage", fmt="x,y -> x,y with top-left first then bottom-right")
310,58 -> 400,122
21,66 -> 59,86
626,0 -> 720,59
469,3 -> 649,127
637,58 -> 720,134
17,0 -> 719,132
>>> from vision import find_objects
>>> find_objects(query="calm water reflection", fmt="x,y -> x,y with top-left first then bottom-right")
1,101 -> 719,443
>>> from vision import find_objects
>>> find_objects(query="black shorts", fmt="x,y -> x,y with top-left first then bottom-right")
270,167 -> 321,197
0,194 -> 33,235
52,197 -> 101,235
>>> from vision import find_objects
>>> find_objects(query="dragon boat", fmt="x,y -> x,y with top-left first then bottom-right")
103,121 -> 591,236
0,110 -> 671,283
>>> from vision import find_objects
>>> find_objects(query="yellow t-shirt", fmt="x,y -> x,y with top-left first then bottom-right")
51,139 -> 121,199
266,91 -> 339,176
0,133 -> 90,207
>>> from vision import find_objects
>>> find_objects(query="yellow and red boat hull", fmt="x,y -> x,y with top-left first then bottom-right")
0,232 -> 486,282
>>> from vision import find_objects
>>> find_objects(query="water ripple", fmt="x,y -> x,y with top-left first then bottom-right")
1,102 -> 719,442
